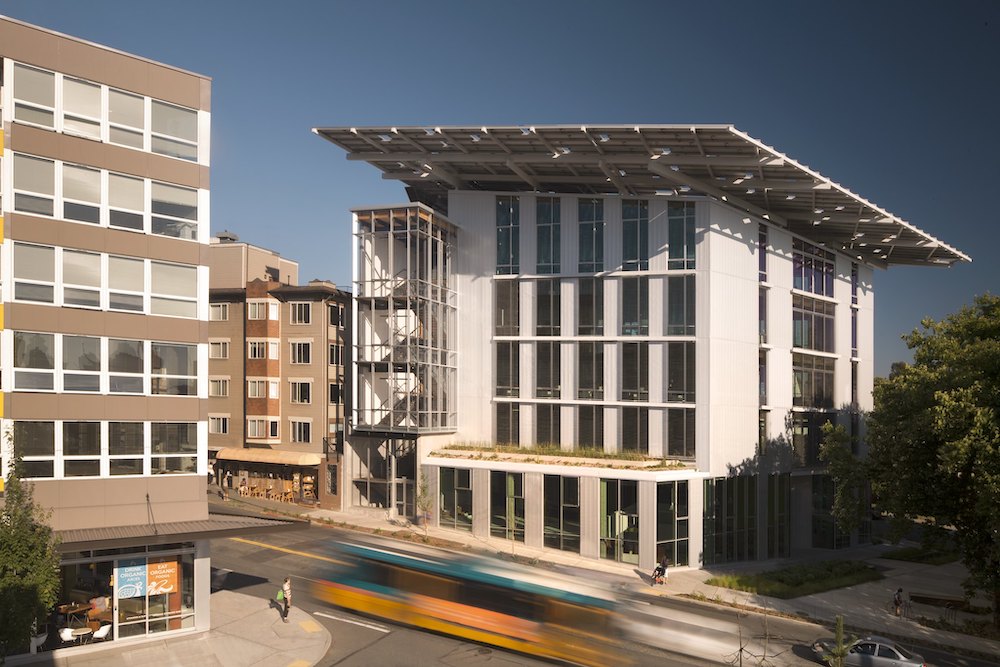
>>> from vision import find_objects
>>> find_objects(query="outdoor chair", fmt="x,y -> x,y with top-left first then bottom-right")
91,624 -> 112,641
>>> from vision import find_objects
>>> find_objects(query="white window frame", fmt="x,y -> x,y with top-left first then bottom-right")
290,419 -> 312,444
248,341 -> 266,359
209,340 -> 230,359
210,303 -> 229,321
209,378 -> 230,397
290,341 -> 312,365
290,302 -> 311,325
209,416 -> 230,435
290,380 -> 312,404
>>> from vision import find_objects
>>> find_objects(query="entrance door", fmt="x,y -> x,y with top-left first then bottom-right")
600,479 -> 639,563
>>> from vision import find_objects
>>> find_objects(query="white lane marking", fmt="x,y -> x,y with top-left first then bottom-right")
314,611 -> 391,633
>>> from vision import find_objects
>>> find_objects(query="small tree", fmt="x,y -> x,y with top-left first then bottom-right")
822,614 -> 853,667
415,472 -> 433,535
0,449 -> 61,662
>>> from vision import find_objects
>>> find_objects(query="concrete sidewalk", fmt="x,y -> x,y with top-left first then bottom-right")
217,489 -> 1000,661
11,588 -> 330,667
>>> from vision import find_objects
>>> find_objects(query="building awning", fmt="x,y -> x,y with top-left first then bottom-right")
314,124 -> 970,268
216,448 -> 322,466
56,510 -> 307,553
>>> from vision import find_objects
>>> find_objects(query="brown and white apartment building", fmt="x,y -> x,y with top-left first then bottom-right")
208,233 -> 350,510
0,15 -> 296,655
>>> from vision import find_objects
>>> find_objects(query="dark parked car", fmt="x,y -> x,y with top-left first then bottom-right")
812,635 -> 926,666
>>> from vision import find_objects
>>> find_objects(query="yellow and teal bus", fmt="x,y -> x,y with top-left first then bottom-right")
312,537 -> 627,666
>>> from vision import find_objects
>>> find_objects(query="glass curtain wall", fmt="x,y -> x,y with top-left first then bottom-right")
439,467 -> 473,531
656,481 -> 689,566
703,476 -> 758,565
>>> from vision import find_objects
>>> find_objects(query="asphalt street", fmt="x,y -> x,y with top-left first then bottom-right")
210,523 -> 998,667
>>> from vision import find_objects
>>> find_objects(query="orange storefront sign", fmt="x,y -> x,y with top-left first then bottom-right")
146,559 -> 178,595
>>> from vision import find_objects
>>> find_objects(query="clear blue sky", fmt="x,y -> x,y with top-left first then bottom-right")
4,0 -> 997,376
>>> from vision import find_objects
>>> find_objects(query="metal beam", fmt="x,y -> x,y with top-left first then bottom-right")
648,161 -> 787,226
347,151 -> 781,168
505,160 -> 541,191
598,161 -> 632,196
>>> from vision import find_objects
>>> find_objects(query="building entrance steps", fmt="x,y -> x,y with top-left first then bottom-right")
212,492 -> 1000,662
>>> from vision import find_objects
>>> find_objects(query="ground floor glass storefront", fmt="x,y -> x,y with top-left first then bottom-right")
54,544 -> 195,645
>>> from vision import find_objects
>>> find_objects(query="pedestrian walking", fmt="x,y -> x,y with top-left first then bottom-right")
893,587 -> 904,617
281,576 -> 292,622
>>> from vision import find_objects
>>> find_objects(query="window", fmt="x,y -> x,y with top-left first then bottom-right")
210,304 -> 229,321
621,342 -> 648,401
329,382 -> 343,405
621,407 -> 648,454
622,199 -> 648,271
13,64 -> 55,128
657,480 -> 690,567
577,278 -> 604,335
440,467 -> 474,531
14,422 -> 55,479
291,303 -> 311,324
151,262 -> 198,318
247,419 -> 279,439
667,201 -> 696,270
150,422 -> 197,475
496,195 -> 520,274
290,420 -> 311,443
269,341 -> 279,359
851,263 -> 859,305
536,404 -> 560,447
536,342 -> 560,398
209,340 -> 230,359
703,476 -> 755,564
792,413 -> 827,467
209,416 -> 230,434
494,281 -> 520,335
759,287 -> 768,344
328,303 -> 345,327
14,332 -> 55,390
13,154 -> 55,217
109,339 -> 143,393
852,309 -> 858,358
666,341 -> 695,403
578,198 -> 604,272
536,197 -> 561,274
209,379 -> 229,397
667,275 -> 696,335
758,226 -> 768,282
290,342 -> 312,364
578,405 -> 604,450
151,100 -> 198,161
793,294 -> 836,352
536,279 -> 561,336
63,250 -> 101,307
577,342 -> 604,399
247,301 -> 269,320
759,350 -> 768,405
151,181 -> 198,240
63,422 -> 101,477
667,408 -> 696,458
151,343 -> 197,395
329,343 -> 344,366
621,277 -> 649,335
109,422 -> 144,475
109,88 -> 145,149
247,380 -> 278,399
109,255 -> 144,311
109,172 -> 145,230
290,381 -> 312,404
248,341 -> 266,359
496,404 -> 520,446
793,238 -> 835,297
62,164 -> 100,222
544,475 -> 580,552
793,353 -> 836,408
14,243 -> 55,303
63,335 -> 101,392
496,342 -> 520,397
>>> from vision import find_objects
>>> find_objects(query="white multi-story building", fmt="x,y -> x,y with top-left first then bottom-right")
316,125 -> 968,572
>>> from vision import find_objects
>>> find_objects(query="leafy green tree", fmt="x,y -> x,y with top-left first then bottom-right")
819,422 -> 866,535
866,294 -> 1000,628
0,453 -> 61,662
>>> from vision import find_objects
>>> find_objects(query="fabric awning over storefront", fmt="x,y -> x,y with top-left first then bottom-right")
216,448 -> 321,466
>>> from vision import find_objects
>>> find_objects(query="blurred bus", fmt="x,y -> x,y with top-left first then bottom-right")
312,537 -> 627,666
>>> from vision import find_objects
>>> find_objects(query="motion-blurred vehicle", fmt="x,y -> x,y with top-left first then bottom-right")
312,536 -> 628,666
812,635 -> 926,666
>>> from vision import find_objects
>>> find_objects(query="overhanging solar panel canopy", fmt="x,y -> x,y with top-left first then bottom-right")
313,124 -> 970,268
